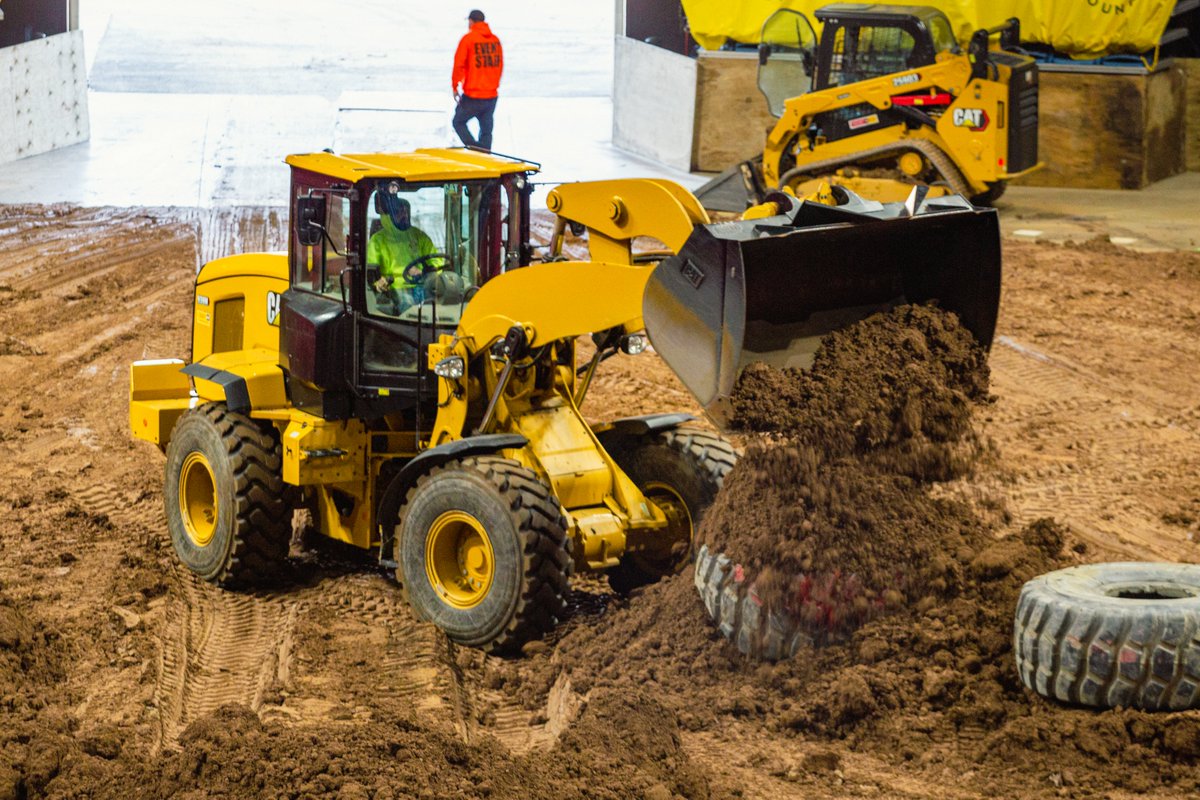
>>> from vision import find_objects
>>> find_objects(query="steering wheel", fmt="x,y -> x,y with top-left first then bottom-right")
402,252 -> 452,279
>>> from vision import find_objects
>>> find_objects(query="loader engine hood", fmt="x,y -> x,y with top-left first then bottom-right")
643,191 -> 1001,427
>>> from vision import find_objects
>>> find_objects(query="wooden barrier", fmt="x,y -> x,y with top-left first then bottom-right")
1183,59 -> 1200,173
693,51 -> 777,173
1017,65 -> 1187,190
687,53 -> 1190,189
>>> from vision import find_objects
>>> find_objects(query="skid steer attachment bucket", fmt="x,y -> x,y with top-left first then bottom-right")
643,190 -> 1001,428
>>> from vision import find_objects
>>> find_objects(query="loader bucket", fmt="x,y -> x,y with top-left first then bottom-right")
693,159 -> 767,214
643,191 -> 1001,428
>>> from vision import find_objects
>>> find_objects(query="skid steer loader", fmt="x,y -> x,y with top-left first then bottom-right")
696,3 -> 1042,213
130,148 -> 1001,653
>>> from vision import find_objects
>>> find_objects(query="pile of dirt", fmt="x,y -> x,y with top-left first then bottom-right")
0,586 -> 78,800
701,305 -> 993,627
511,519 -> 1200,796
25,688 -> 706,800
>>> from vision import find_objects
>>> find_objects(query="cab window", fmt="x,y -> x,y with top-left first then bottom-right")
827,25 -> 917,86
928,15 -> 960,55
364,180 -> 484,326
289,189 -> 351,296
359,180 -> 485,376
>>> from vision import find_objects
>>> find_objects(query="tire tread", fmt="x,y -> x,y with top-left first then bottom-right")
1013,564 -> 1200,710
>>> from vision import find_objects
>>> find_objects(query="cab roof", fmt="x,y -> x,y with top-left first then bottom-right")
284,148 -> 540,183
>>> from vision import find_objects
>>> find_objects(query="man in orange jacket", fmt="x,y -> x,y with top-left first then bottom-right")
452,10 -> 503,152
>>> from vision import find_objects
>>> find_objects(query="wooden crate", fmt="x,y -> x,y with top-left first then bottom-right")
1018,65 -> 1187,190
1183,59 -> 1200,172
693,51 -> 778,173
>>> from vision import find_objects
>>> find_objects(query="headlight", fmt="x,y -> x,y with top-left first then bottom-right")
619,334 -> 648,355
433,355 -> 465,379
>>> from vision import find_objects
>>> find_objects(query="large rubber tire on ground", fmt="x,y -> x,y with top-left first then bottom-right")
603,426 -> 737,594
695,544 -> 837,661
397,456 -> 572,654
163,403 -> 292,587
1014,563 -> 1200,711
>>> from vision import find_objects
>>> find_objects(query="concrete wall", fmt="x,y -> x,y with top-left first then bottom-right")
0,30 -> 89,164
612,36 -> 696,172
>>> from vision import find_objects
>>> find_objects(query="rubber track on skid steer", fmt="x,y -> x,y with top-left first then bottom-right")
694,544 -> 813,661
779,138 -> 972,198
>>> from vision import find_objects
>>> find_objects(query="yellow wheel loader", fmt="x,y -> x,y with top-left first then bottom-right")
130,148 -> 1002,653
696,3 -> 1042,213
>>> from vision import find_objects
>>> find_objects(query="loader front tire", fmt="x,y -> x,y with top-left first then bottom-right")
604,426 -> 737,594
397,457 -> 571,654
163,403 -> 291,587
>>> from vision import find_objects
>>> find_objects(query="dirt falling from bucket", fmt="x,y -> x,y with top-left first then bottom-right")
701,304 -> 993,625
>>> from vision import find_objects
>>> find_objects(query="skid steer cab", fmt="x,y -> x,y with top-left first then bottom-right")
129,148 -> 738,654
697,3 -> 1042,212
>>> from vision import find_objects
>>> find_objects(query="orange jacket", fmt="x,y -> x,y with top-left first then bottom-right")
452,22 -> 503,99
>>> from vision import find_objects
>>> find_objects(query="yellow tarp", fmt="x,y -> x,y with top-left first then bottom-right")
680,0 -> 1177,59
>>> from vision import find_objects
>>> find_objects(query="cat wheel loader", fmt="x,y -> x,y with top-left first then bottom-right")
130,148 -> 1002,653
696,3 -> 1042,213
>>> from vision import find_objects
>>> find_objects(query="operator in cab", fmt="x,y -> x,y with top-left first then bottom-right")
368,182 -> 441,315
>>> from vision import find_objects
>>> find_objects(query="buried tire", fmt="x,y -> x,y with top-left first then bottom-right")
1014,562 -> 1200,711
163,403 -> 292,587
397,456 -> 572,654
694,545 -> 887,661
603,426 -> 737,594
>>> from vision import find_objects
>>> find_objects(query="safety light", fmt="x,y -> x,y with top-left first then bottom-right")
620,334 -> 648,355
434,355 -> 465,379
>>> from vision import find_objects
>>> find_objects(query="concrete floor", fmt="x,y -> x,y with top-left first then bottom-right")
0,0 -> 701,209
0,0 -> 1197,251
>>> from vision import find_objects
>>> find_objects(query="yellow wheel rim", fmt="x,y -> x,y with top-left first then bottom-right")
179,452 -> 218,547
898,151 -> 926,177
425,510 -> 495,609
645,481 -> 693,557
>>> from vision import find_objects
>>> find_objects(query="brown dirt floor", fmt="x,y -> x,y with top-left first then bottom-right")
1,205 -> 1199,799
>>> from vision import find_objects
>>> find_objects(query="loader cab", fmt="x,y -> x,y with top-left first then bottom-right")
278,150 -> 536,421
812,5 -> 960,91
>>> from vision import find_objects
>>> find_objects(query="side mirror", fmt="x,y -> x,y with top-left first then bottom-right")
296,196 -> 326,247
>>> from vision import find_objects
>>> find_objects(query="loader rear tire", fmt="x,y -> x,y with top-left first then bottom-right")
1014,563 -> 1200,711
163,403 -> 291,587
397,457 -> 572,654
604,426 -> 737,594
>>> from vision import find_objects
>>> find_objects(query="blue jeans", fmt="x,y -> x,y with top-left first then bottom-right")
453,96 -> 497,151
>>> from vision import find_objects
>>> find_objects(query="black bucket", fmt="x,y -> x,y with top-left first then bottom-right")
643,192 -> 1001,427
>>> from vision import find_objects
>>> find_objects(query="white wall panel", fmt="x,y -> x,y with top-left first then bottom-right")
0,30 -> 89,164
612,36 -> 696,172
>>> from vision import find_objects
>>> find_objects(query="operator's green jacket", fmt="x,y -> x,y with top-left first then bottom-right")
367,214 -> 439,290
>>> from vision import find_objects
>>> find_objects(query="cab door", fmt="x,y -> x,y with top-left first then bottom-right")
757,10 -> 818,118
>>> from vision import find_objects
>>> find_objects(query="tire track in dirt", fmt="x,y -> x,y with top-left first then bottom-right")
153,570 -> 298,751
74,483 -> 159,530
984,338 -> 1199,562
